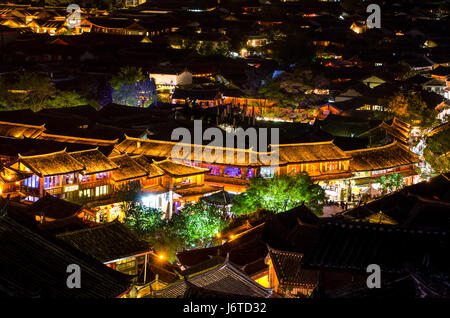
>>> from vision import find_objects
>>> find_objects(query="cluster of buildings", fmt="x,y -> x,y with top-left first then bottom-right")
0,102 -> 421,220
0,1 -> 449,116
0,0 -> 449,299
1,171 -> 449,298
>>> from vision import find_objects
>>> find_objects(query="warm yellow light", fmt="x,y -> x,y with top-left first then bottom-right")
216,233 -> 221,238
230,235 -> 235,240
158,254 -> 165,260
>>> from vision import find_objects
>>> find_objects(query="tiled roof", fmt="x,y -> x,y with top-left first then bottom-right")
172,88 -> 220,101
345,141 -> 419,172
301,221 -> 450,275
115,136 -> 272,167
273,140 -> 351,164
0,213 -> 131,297
27,193 -> 83,220
57,220 -> 151,263
338,175 -> 450,229
18,149 -> 85,177
130,155 -> 164,178
268,247 -> 319,287
153,260 -> 273,298
69,148 -> 119,175
173,184 -> 222,197
153,158 -> 210,177
109,154 -> 148,182
0,120 -> 45,139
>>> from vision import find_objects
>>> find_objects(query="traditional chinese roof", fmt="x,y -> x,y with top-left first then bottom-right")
57,220 -> 151,263
0,136 -> 112,158
115,136 -> 272,167
338,175 -> 450,229
261,204 -> 319,252
0,120 -> 44,139
301,220 -> 450,275
0,166 -> 30,185
108,154 -> 148,182
345,141 -> 419,172
130,155 -> 164,178
18,149 -> 85,177
69,148 -> 119,175
0,212 -> 131,297
379,117 -> 411,144
273,140 -> 351,164
27,194 -> 84,220
268,246 -> 319,287
172,88 -> 220,101
152,259 -> 273,298
153,159 -> 210,177
38,132 -> 119,147
173,184 -> 223,197
177,224 -> 268,276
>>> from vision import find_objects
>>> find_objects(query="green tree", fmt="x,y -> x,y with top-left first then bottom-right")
231,174 -> 326,216
375,173 -> 404,195
46,91 -> 89,108
110,66 -> 155,107
377,91 -> 438,129
11,72 -> 55,111
124,204 -> 166,239
258,69 -> 326,108
423,128 -> 450,174
0,73 -> 89,111
168,201 -> 228,248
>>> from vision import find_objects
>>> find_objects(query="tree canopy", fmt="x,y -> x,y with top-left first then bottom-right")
0,72 -> 88,112
231,173 -> 326,216
124,200 -> 227,261
110,66 -> 156,107
375,173 -> 404,195
377,91 -> 438,129
258,69 -> 328,108
424,127 -> 450,174
168,201 -> 228,248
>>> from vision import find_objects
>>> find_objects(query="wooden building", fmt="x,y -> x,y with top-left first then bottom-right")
57,221 -> 152,282
266,247 -> 319,298
0,205 -> 132,298
171,88 -> 223,108
114,137 -> 354,195
151,256 -> 273,298
1,148 -> 220,220
345,141 -> 420,199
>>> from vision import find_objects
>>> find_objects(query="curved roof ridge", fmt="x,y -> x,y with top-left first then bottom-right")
271,140 -> 335,147
67,147 -> 100,154
154,158 -> 210,171
40,132 -> 118,144
18,148 -> 68,158
0,120 -> 46,129
345,141 -> 400,153
124,136 -> 272,154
